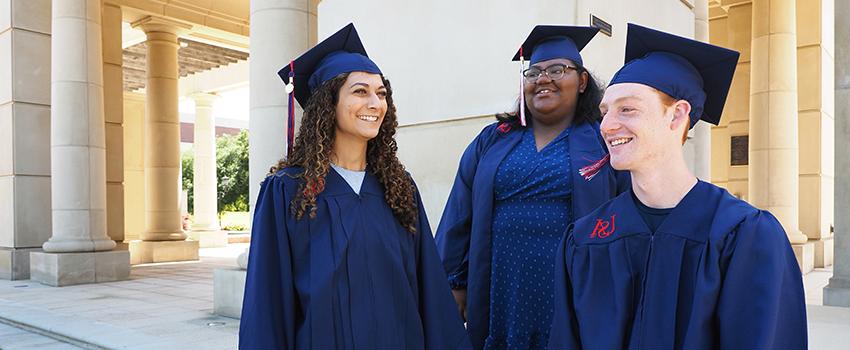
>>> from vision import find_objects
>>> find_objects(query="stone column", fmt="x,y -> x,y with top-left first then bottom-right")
30,0 -> 129,286
102,1 -> 124,243
795,0 -> 835,269
123,92 -> 146,242
248,0 -> 317,212
0,0 -> 52,280
215,0 -> 317,319
188,92 -> 227,248
128,16 -> 198,264
824,0 -> 850,307
748,0 -> 813,272
691,0 -> 712,181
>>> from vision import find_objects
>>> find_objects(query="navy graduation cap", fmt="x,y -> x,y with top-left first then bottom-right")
609,23 -> 740,128
510,25 -> 599,126
511,25 -> 599,65
277,23 -> 382,154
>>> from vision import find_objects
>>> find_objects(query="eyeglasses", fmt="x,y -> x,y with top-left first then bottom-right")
522,64 -> 578,83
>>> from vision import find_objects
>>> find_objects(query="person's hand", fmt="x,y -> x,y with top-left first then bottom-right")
451,289 -> 468,322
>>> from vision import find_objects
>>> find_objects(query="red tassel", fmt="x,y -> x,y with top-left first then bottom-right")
287,60 -> 295,156
579,154 -> 610,181
303,177 -> 327,197
497,123 -> 512,134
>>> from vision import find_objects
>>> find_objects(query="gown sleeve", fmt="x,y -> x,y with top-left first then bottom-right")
435,125 -> 495,290
547,225 -> 582,350
239,175 -> 298,350
715,210 -> 808,350
415,187 -> 474,350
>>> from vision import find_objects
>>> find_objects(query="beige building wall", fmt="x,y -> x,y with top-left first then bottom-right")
103,2 -> 125,242
0,0 -> 52,280
124,92 -> 146,242
709,0 -> 834,267
709,1 -> 752,199
396,116 -> 493,229
319,0 -> 695,228
796,0 -> 834,267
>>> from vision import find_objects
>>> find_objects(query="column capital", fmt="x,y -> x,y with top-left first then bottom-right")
131,16 -> 193,36
189,92 -> 220,107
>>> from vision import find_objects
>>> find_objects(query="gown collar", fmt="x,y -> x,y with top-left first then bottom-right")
578,180 -> 713,244
324,166 -> 384,197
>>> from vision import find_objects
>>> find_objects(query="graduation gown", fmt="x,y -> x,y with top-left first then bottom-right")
548,181 -> 807,350
239,167 -> 471,350
435,120 -> 630,349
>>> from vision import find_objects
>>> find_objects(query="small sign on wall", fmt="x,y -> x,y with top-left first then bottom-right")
590,15 -> 612,37
731,135 -> 748,166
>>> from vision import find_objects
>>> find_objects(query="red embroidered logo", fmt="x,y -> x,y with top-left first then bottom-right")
578,154 -> 610,181
497,123 -> 512,134
589,214 -> 616,239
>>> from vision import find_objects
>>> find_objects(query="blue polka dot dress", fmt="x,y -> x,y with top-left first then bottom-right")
484,127 -> 572,350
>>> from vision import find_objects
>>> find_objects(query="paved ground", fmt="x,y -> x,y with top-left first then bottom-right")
0,245 -> 848,349
0,245 -> 246,350
0,322 -> 84,349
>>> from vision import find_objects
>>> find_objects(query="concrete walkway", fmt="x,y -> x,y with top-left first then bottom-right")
0,322 -> 84,349
0,245 -> 246,350
0,245 -> 848,349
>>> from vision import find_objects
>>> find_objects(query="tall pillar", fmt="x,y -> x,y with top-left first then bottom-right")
137,17 -> 187,242
824,0 -> 850,307
128,16 -> 198,264
188,92 -> 227,248
30,0 -> 129,286
796,0 -> 835,268
0,0 -> 52,280
248,0 -> 318,213
691,0 -> 712,181
748,0 -> 813,272
215,0 -> 317,319
709,3 -> 752,198
123,92 -> 146,242
102,1 -> 124,242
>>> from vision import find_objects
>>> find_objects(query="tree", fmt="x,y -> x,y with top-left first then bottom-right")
216,130 -> 250,212
181,149 -> 194,212
181,129 -> 250,214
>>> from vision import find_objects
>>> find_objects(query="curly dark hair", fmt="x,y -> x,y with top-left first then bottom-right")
269,73 -> 419,233
497,64 -> 603,126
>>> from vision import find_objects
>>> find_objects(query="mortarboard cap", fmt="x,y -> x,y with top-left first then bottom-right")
609,23 -> 740,128
512,25 -> 600,65
277,23 -> 382,108
277,23 -> 382,155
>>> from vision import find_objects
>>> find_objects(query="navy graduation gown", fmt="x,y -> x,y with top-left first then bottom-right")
435,120 -> 630,349
548,181 -> 807,350
239,167 -> 471,350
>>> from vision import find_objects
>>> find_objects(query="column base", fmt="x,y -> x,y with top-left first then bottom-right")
140,231 -> 188,241
824,277 -> 850,307
42,237 -> 116,253
128,240 -> 199,264
187,230 -> 228,248
29,250 -> 130,287
214,267 -> 246,319
813,237 -> 834,268
792,242 -> 815,274
0,247 -> 41,280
